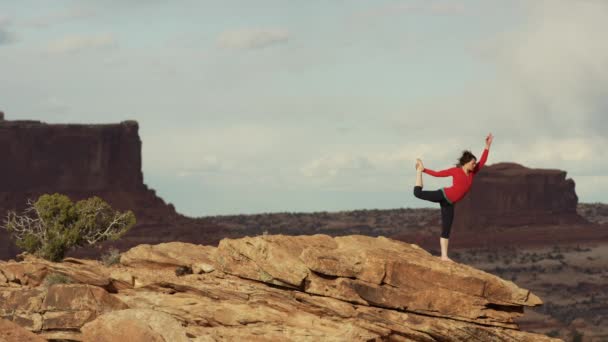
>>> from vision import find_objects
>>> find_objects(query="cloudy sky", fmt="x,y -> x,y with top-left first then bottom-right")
1,0 -> 607,216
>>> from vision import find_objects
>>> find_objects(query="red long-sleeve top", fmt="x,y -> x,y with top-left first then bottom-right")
423,148 -> 489,204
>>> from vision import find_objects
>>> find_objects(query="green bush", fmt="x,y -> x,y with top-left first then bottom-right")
2,193 -> 136,262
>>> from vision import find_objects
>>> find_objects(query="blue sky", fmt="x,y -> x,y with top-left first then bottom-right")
1,0 -> 607,216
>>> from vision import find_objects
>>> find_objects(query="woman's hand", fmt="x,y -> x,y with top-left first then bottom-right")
485,133 -> 493,149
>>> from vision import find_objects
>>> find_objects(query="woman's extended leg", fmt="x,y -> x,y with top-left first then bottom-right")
413,187 -> 444,203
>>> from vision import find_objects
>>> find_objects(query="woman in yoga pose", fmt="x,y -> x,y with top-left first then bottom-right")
414,133 -> 493,262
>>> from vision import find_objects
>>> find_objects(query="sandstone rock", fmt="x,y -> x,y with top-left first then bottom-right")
216,234 -> 335,288
0,258 -> 111,289
216,234 -> 541,327
0,263 -> 47,287
81,309 -> 189,342
120,242 -> 216,270
0,318 -> 45,342
192,262 -> 215,274
0,288 -> 45,331
113,268 -> 559,342
0,269 -> 7,285
1,284 -> 128,333
43,260 -> 111,287
1,235 -> 562,341
42,284 -> 128,313
37,331 -> 83,341
42,310 -> 96,330
109,269 -> 135,290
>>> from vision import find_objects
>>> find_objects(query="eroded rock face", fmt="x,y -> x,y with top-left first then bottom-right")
81,309 -> 189,342
120,242 -> 216,271
0,235 -> 561,341
216,235 -> 541,328
452,162 -> 587,231
0,120 -> 142,193
0,318 -> 46,342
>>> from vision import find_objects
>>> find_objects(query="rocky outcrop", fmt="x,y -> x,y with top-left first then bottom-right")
0,318 -> 46,342
452,163 -> 587,231
81,309 -> 189,342
0,235 -> 562,341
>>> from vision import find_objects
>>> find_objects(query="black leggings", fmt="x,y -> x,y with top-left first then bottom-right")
413,186 -> 454,238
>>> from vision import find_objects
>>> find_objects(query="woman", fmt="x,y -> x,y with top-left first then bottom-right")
414,133 -> 493,262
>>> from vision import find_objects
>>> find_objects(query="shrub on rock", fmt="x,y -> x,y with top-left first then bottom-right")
2,193 -> 135,262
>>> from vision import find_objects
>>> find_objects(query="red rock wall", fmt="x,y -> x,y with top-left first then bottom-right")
0,119 -> 143,192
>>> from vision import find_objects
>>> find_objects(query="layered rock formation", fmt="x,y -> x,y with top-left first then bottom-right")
452,162 -> 587,231
0,235 -> 561,341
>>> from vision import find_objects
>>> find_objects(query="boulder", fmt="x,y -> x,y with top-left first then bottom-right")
81,309 -> 189,342
216,234 -> 541,327
120,242 -> 216,270
0,235 -> 561,342
0,318 -> 46,342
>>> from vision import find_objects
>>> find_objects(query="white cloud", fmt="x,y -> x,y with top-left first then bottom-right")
47,34 -> 117,54
217,28 -> 289,50
487,0 -> 608,138
387,0 -> 608,165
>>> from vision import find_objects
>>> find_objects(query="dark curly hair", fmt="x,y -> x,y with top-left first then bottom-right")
456,150 -> 477,167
